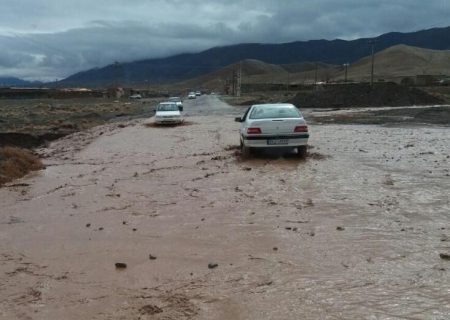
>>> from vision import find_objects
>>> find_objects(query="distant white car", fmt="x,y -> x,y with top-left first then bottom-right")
129,93 -> 142,99
188,92 -> 196,99
235,103 -> 309,157
155,102 -> 183,124
195,91 -> 201,96
168,96 -> 183,111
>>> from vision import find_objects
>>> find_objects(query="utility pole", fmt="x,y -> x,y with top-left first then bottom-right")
343,63 -> 349,83
286,72 -> 290,91
368,40 -> 376,88
231,70 -> 236,96
236,61 -> 242,97
314,62 -> 318,89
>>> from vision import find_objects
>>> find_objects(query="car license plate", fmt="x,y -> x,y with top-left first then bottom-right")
267,139 -> 288,145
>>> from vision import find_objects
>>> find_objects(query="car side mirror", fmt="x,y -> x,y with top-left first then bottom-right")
179,106 -> 183,112
235,117 -> 242,122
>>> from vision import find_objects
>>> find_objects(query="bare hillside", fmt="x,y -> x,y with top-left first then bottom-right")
180,59 -> 288,89
180,60 -> 338,89
342,45 -> 450,81
174,45 -> 450,91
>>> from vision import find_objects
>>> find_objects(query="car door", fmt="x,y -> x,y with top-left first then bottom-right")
240,106 -> 253,135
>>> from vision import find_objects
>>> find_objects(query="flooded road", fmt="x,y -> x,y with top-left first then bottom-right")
1,95 -> 450,319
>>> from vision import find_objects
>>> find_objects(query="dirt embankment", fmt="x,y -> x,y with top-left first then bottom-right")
310,106 -> 450,125
0,132 -> 66,149
221,91 -> 297,107
222,83 -> 445,110
289,82 -> 444,108
0,98 -> 160,148
0,146 -> 43,186
0,97 -> 161,185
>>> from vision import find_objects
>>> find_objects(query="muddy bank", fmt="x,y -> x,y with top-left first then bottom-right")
0,97 -> 160,148
309,105 -> 450,125
0,132 -> 67,148
222,83 -> 445,110
221,91 -> 297,107
0,146 -> 43,185
289,82 -> 444,108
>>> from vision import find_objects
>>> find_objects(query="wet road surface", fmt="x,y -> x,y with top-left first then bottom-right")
1,95 -> 450,319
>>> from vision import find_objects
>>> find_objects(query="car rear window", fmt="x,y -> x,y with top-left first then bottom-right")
249,106 -> 301,119
157,104 -> 178,111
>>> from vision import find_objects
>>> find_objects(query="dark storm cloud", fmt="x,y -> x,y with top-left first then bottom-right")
0,0 -> 449,80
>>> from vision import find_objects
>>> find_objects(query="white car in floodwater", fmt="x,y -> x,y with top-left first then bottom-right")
235,103 -> 309,157
168,96 -> 183,111
188,92 -> 196,99
155,102 -> 183,124
129,93 -> 142,99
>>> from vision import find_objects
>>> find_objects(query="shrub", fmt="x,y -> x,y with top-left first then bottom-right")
0,147 -> 43,186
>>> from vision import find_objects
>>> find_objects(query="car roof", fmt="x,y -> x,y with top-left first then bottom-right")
251,103 -> 296,108
160,101 -> 177,105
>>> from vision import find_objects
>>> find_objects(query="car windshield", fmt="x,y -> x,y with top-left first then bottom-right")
157,104 -> 178,111
249,106 -> 301,119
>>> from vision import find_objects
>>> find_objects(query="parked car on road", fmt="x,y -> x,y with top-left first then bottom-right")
155,102 -> 183,124
188,92 -> 196,99
195,91 -> 201,96
168,96 -> 183,111
235,103 -> 309,157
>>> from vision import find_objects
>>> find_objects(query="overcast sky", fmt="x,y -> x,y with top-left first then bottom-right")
0,0 -> 449,81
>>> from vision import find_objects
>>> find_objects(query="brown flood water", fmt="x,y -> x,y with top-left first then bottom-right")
1,95 -> 450,319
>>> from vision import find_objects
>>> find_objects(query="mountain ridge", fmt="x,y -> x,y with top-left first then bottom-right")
181,44 -> 450,89
0,77 -> 42,87
53,26 -> 450,87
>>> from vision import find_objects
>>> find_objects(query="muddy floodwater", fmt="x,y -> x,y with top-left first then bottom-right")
1,96 -> 449,319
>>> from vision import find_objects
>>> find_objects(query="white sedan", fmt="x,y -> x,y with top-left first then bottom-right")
168,96 -> 183,111
188,92 -> 196,99
129,94 -> 142,99
235,103 -> 309,157
155,102 -> 183,125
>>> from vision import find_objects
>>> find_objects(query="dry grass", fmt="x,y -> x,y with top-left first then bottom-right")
0,146 -> 43,186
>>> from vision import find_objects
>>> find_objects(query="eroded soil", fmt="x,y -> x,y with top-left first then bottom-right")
1,96 -> 449,319
0,97 -> 161,148
309,105 -> 450,126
